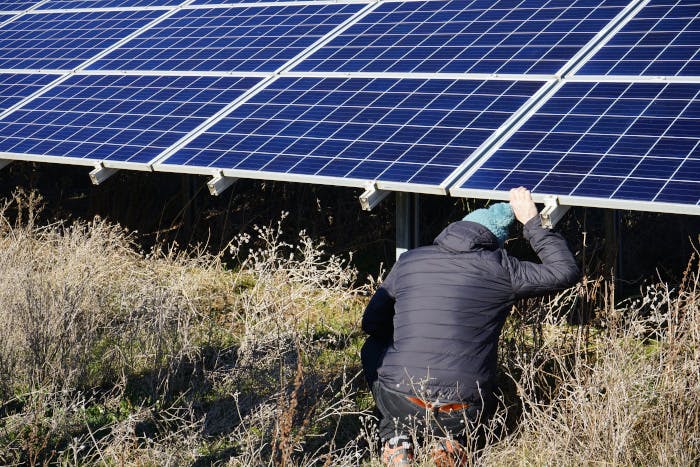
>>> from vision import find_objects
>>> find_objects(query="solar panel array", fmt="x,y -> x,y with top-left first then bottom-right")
457,82 -> 700,205
578,0 -> 700,77
0,74 -> 260,167
0,73 -> 59,112
0,2 -> 41,12
38,0 -> 185,9
0,0 -> 697,215
452,0 -> 700,213
88,3 -> 364,72
292,0 -> 631,75
162,77 -> 543,189
0,9 -> 165,70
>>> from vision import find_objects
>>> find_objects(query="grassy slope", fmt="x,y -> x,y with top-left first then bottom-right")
0,192 -> 698,466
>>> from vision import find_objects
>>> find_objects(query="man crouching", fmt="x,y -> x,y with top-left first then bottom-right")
361,187 -> 580,466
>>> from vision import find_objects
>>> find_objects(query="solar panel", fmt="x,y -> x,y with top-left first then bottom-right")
191,0 -> 345,4
452,81 -> 700,209
292,0 -> 631,75
87,3 -> 365,73
577,0 -> 700,77
0,9 -> 165,70
0,74 -> 260,167
156,77 -> 545,192
0,2 -> 40,12
38,0 -> 185,9
0,73 -> 59,113
0,0 -> 695,215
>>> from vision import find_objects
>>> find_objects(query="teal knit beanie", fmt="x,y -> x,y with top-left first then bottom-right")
462,202 -> 514,246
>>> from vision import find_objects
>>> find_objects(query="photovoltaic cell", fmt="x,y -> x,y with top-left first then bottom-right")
192,0 -> 341,4
293,0 -> 631,75
0,74 -> 260,164
161,77 -> 544,187
459,81 -> 700,206
0,9 -> 164,70
578,0 -> 700,76
0,73 -> 58,112
38,0 -> 185,9
87,3 -> 364,73
0,2 -> 40,12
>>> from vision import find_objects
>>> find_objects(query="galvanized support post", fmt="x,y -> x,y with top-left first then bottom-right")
604,209 -> 622,293
396,192 -> 420,259
413,193 -> 420,251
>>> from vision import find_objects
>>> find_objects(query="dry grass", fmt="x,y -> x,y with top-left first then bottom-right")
0,189 -> 698,466
484,261 -> 700,466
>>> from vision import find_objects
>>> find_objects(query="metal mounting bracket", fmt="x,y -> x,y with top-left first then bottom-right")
207,173 -> 237,196
0,159 -> 10,170
359,183 -> 390,211
89,164 -> 118,185
540,195 -> 570,229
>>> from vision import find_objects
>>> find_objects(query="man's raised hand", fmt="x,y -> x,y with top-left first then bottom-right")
509,187 -> 538,225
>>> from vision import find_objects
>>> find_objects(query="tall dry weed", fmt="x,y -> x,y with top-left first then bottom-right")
1,190 -> 699,465
0,191 -> 227,464
481,255 -> 700,466
200,212 -> 370,466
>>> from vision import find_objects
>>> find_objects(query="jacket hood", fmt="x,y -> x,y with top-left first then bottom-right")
433,220 -> 500,253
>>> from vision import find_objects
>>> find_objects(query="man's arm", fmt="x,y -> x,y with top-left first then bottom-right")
361,287 -> 395,341
361,266 -> 398,342
506,187 -> 580,298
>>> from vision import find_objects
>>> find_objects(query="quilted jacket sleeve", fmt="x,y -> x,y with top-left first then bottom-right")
506,216 -> 580,298
361,264 -> 398,341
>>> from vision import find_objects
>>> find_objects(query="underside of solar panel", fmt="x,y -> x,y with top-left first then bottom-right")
0,0 -> 697,214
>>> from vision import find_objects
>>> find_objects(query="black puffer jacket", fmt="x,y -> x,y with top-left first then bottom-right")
362,217 -> 579,402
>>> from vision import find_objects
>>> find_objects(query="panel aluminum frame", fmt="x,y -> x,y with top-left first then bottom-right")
450,186 -> 700,216
32,0 -> 369,14
0,151 -> 105,168
36,0 -> 188,12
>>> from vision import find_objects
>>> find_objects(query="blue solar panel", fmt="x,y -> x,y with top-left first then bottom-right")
292,0 -> 631,75
578,0 -> 700,77
87,3 -> 364,73
459,81 -> 700,206
0,73 -> 58,112
0,74 -> 260,164
159,77 -> 544,187
38,0 -> 184,8
0,2 -> 40,12
192,0 -> 341,3
0,9 -> 164,70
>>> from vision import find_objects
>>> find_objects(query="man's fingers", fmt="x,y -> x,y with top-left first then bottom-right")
509,186 -> 530,201
509,186 -> 538,225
